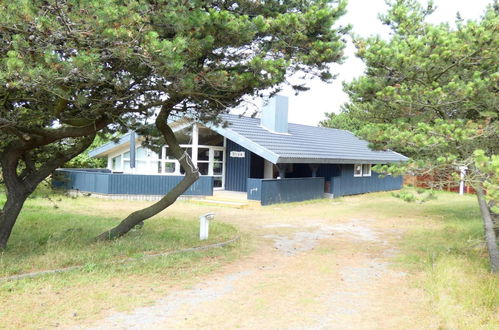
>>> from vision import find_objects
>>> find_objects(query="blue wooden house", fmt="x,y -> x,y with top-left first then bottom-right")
57,96 -> 407,205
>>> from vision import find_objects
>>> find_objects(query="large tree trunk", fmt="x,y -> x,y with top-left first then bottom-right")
476,186 -> 499,273
0,135 -> 96,250
0,190 -> 29,250
95,102 -> 200,241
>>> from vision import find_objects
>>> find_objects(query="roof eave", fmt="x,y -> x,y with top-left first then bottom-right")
88,121 -> 195,158
276,157 -> 408,164
207,124 -> 280,164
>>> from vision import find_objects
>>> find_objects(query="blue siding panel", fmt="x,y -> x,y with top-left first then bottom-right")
248,177 -> 325,205
331,164 -> 402,197
247,178 -> 262,201
53,170 -> 213,196
225,139 -> 251,192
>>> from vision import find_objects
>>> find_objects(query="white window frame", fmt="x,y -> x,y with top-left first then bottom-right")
354,163 -> 372,177
362,164 -> 372,177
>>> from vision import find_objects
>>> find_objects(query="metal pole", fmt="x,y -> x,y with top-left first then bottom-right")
199,213 -> 215,240
459,166 -> 467,195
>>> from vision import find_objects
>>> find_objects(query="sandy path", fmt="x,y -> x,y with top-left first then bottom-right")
80,216 -> 439,329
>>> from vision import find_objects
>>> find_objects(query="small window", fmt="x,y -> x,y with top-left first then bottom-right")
362,164 -> 372,177
112,155 -> 122,171
354,164 -> 372,177
354,164 -> 363,177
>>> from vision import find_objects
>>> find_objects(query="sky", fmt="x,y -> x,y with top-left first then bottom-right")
256,0 -> 494,126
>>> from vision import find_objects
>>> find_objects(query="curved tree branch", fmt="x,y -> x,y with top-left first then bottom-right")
94,97 -> 201,241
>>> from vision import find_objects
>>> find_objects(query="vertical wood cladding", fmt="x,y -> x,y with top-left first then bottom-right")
331,164 -> 403,196
225,139 -> 251,192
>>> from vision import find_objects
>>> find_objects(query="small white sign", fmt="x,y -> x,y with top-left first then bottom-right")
230,151 -> 245,158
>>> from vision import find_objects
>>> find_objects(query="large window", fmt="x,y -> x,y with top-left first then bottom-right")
354,164 -> 371,177
109,124 -> 226,188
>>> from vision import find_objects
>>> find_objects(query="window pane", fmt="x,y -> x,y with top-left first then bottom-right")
213,150 -> 223,162
181,147 -> 192,158
362,164 -> 371,176
354,164 -> 362,176
213,162 -> 223,175
165,162 -> 176,173
198,148 -> 209,161
198,126 -> 223,146
136,147 -> 147,158
198,162 -> 209,175
214,177 -> 223,188
123,152 -> 130,159
112,155 -> 122,171
136,160 -> 148,171
164,147 -> 173,160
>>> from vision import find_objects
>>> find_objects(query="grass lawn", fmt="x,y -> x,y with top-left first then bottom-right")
393,191 -> 499,329
0,189 -> 497,329
0,193 -> 242,329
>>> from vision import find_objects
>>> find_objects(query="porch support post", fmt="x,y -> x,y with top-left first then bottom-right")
264,160 -> 274,179
192,123 -> 199,167
309,164 -> 320,177
277,164 -> 286,179
129,131 -> 136,169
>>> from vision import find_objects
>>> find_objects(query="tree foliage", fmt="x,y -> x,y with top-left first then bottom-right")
0,0 -> 349,249
319,110 -> 364,133
326,0 -> 498,271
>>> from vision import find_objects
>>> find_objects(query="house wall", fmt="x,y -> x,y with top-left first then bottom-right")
225,139 -> 252,192
331,164 -> 403,196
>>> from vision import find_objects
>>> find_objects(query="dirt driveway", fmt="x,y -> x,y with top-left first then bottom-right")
78,195 -> 440,330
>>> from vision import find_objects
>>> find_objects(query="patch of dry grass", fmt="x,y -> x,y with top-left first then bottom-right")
0,190 -> 497,329
0,194 -> 242,329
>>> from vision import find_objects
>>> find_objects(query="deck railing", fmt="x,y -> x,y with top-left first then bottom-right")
53,169 -> 213,196
247,177 -> 325,206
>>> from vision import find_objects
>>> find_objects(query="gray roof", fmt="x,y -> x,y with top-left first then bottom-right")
89,114 -> 407,164
209,114 -> 407,164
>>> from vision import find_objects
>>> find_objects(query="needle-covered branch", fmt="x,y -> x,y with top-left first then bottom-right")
1,0 -> 348,249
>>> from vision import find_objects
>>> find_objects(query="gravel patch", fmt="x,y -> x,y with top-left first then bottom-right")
263,219 -> 380,256
80,271 -> 253,330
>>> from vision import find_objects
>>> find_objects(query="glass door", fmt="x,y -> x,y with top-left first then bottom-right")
211,148 -> 225,189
